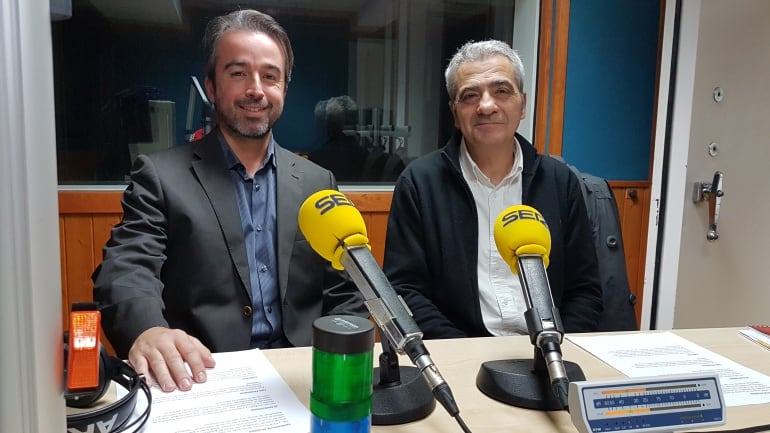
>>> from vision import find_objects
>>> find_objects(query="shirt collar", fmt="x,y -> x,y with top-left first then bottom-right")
217,129 -> 277,173
459,137 -> 524,187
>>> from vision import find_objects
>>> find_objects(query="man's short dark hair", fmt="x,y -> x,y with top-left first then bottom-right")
203,9 -> 294,85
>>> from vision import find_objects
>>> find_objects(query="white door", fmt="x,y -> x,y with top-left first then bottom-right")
644,0 -> 770,329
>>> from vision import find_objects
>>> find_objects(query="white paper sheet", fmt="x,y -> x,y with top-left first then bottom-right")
124,349 -> 310,433
739,327 -> 770,351
566,331 -> 770,407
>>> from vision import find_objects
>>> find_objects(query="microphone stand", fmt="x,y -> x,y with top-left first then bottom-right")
371,335 -> 435,425
476,255 -> 586,411
476,346 -> 585,410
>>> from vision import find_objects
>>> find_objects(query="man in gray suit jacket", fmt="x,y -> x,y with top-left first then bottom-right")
93,9 -> 365,392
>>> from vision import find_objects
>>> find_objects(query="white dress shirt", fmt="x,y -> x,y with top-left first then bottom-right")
459,138 -> 528,336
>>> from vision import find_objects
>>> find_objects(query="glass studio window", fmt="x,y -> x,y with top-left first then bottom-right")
53,0 -> 517,185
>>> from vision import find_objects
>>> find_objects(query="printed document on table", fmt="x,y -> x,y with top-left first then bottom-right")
566,331 -> 770,407
136,348 -> 310,433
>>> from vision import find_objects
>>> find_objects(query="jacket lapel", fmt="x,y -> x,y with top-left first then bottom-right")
275,145 -> 303,298
191,134 -> 253,297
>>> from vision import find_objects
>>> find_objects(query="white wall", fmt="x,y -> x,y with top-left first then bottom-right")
513,0 -> 540,141
0,0 -> 66,431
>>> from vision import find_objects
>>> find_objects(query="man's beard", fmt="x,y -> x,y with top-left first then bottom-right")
219,99 -> 276,139
225,117 -> 272,139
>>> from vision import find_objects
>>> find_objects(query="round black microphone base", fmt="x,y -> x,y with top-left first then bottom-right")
372,366 -> 436,425
476,359 -> 585,411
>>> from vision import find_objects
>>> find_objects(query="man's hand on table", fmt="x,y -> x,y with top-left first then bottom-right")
128,327 -> 216,392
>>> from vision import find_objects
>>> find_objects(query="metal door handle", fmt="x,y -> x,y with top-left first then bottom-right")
692,171 -> 724,241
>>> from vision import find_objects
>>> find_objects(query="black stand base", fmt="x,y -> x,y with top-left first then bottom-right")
476,359 -> 585,411
371,366 -> 435,425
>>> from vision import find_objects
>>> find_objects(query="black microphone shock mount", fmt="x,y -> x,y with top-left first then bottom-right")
476,254 -> 585,411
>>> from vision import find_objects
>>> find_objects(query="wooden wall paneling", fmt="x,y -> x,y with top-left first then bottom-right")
346,192 -> 392,212
634,188 -> 650,323
534,0 -> 554,153
92,215 -> 120,261
620,192 -> 641,324
610,184 -> 649,328
533,0 -> 571,156
366,212 -> 390,266
61,215 -> 97,305
60,217 -> 69,330
347,192 -> 392,266
58,190 -> 123,214
619,192 -> 644,291
612,188 -> 625,222
547,0 -> 571,156
58,187 -> 650,333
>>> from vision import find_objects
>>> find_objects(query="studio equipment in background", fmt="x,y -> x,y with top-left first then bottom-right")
184,75 -> 215,142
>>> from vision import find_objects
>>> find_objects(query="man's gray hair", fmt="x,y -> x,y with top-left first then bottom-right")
444,40 -> 525,101
203,9 -> 294,85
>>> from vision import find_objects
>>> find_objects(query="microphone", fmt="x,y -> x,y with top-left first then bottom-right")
298,190 -> 470,431
493,205 -> 569,409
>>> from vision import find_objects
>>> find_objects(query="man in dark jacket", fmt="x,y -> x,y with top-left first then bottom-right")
93,9 -> 365,393
383,40 -> 602,339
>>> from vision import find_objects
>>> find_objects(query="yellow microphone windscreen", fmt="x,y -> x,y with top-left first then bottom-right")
298,190 -> 370,270
493,205 -> 551,274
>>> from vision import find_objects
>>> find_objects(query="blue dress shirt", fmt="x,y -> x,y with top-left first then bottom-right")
218,132 -> 288,348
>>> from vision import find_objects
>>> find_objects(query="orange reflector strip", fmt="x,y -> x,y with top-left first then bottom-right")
67,310 -> 101,391
606,407 -> 651,416
602,388 -> 647,395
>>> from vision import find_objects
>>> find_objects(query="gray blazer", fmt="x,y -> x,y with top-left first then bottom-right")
93,131 -> 365,358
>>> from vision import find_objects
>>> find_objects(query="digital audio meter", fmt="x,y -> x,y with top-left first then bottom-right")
569,374 -> 725,433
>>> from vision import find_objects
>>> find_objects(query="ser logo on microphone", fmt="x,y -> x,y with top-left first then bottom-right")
314,192 -> 354,215
501,208 -> 548,228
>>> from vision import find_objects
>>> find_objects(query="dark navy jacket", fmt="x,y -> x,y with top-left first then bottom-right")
568,165 -> 638,332
383,132 -> 603,339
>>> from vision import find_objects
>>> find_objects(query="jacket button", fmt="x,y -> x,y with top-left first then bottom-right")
242,306 -> 253,317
